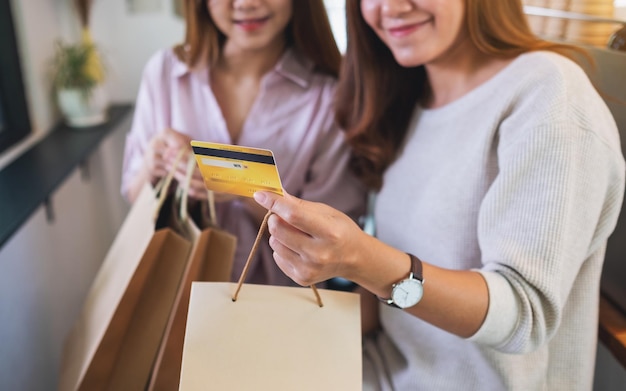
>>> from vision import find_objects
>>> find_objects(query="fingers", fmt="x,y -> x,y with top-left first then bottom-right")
253,191 -> 328,237
254,191 -> 301,224
254,190 -> 364,284
268,222 -> 322,286
162,128 -> 192,150
153,129 -> 193,167
257,194 -> 331,285
268,237 -> 306,284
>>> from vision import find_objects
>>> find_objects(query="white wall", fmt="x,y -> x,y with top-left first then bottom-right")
0,0 -> 185,170
0,113 -> 131,390
324,0 -> 348,53
89,0 -> 185,102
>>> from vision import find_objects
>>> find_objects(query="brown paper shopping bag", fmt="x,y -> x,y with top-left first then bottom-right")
148,156 -> 237,391
178,213 -> 362,391
59,153 -> 192,391
179,282 -> 362,390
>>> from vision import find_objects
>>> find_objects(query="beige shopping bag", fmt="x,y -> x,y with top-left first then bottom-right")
149,156 -> 238,391
59,152 -> 192,391
178,211 -> 362,391
179,282 -> 362,390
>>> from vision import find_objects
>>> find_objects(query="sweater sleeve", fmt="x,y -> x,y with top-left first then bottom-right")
468,119 -> 624,352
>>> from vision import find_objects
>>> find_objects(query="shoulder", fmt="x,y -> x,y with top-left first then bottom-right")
514,50 -> 582,73
500,51 -> 620,149
141,47 -> 187,81
504,51 -> 611,121
506,51 -> 591,98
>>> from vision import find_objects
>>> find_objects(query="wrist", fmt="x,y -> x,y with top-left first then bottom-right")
377,253 -> 424,309
340,230 -> 375,283
348,238 -> 421,301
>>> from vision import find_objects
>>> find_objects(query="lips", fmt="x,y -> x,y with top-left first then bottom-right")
387,19 -> 431,38
234,16 -> 270,32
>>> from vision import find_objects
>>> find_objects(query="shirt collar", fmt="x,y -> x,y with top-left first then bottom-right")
273,48 -> 314,88
171,52 -> 209,83
171,47 -> 315,88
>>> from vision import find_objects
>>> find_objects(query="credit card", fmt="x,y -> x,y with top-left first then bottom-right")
190,140 -> 284,198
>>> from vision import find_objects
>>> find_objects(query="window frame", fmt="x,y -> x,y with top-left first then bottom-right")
0,0 -> 32,155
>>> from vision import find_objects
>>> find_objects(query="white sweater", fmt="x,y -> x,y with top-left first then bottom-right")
364,51 -> 625,390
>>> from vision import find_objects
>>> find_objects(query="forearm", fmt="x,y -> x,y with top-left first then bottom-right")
253,190 -> 491,338
348,234 -> 489,338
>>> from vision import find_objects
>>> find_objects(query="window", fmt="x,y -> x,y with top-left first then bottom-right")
0,0 -> 31,154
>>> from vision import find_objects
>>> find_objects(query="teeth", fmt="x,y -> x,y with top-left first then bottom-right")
237,16 -> 266,24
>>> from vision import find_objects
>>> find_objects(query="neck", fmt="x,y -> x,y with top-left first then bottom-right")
424,40 -> 512,109
215,39 -> 286,80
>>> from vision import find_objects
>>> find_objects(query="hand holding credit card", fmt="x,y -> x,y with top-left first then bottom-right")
191,140 -> 284,198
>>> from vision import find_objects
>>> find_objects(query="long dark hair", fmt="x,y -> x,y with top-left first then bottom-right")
176,0 -> 341,77
336,0 -> 586,190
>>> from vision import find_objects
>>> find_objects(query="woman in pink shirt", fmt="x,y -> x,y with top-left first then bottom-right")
122,0 -> 366,286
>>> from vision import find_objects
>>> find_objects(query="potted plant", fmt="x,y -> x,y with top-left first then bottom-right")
52,39 -> 108,127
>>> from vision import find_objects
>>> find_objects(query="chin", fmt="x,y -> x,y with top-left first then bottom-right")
389,48 -> 427,68
393,56 -> 424,68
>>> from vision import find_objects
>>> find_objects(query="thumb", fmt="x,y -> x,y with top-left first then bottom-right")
254,190 -> 314,234
253,190 -> 288,213
253,190 -> 304,223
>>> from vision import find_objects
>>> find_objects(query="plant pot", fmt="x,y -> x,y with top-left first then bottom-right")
57,85 -> 108,127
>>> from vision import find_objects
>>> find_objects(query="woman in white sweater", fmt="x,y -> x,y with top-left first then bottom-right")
253,0 -> 625,389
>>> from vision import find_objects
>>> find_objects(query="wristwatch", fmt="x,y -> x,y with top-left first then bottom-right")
378,253 -> 424,309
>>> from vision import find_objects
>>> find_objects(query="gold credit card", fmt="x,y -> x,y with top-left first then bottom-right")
191,140 -> 284,198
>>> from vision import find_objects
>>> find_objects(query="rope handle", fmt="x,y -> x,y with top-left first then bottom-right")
174,152 -> 218,227
153,149 -> 185,222
231,210 -> 323,307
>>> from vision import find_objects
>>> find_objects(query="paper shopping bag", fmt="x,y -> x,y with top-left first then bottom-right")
178,152 -> 360,390
148,154 -> 237,391
148,228 -> 236,391
178,282 -> 362,390
59,153 -> 192,391
148,200 -> 237,390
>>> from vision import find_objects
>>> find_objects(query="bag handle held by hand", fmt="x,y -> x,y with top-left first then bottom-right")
153,149 -> 186,222
173,149 -> 323,306
231,211 -> 324,307
178,153 -> 217,227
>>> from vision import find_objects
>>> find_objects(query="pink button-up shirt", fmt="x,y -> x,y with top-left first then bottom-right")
122,48 -> 366,286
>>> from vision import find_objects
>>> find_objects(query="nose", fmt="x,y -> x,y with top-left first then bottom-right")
381,0 -> 413,16
232,0 -> 261,10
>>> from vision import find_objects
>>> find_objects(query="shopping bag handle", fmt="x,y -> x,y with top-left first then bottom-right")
178,153 -> 217,227
171,149 -> 323,306
231,211 -> 324,307
153,149 -> 186,222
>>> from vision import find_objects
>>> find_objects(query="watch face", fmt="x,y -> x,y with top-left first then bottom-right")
391,279 -> 424,309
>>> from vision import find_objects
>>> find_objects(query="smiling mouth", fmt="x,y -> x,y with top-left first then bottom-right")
387,19 -> 431,37
234,16 -> 270,31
